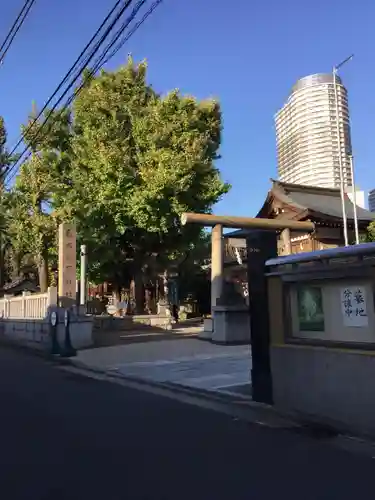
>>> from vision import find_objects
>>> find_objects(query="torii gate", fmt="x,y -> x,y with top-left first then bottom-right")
181,213 -> 315,404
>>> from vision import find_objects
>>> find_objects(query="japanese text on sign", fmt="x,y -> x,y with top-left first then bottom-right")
58,223 -> 77,300
340,286 -> 368,327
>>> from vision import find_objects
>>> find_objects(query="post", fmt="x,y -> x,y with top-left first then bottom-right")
58,223 -> 77,306
247,230 -> 278,404
22,291 -> 27,318
211,224 -> 224,314
349,155 -> 360,245
80,244 -> 87,306
0,232 -> 3,289
280,228 -> 292,255
47,286 -> 58,307
333,67 -> 349,246
76,279 -> 79,304
4,296 -> 9,319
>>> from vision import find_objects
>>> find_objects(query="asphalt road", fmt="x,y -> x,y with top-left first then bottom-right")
0,347 -> 374,500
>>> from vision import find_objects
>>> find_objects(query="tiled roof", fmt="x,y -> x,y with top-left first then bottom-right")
272,180 -> 375,222
3,277 -> 38,291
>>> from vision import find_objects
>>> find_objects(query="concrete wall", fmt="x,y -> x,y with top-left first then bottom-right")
94,315 -> 171,332
1,319 -> 50,347
267,269 -> 375,436
0,314 -> 93,351
57,317 -> 93,349
271,344 -> 375,436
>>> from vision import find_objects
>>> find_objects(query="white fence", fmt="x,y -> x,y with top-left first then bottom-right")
0,287 -> 58,319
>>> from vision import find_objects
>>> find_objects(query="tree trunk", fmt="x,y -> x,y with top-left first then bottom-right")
38,253 -> 49,293
134,270 -> 145,314
12,251 -> 21,279
0,236 -> 4,288
163,270 -> 169,305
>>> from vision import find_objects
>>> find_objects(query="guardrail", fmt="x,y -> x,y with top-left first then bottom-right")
0,287 -> 58,319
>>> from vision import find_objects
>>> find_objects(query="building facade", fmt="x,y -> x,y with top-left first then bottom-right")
276,73 -> 352,188
222,180 -> 375,305
347,190 -> 365,209
368,189 -> 375,212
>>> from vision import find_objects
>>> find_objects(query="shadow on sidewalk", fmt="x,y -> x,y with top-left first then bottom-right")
92,317 -> 202,348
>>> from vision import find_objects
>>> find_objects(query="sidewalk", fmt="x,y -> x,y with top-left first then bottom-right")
74,336 -> 252,396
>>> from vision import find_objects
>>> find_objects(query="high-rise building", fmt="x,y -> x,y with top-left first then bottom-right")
275,73 -> 352,188
368,189 -> 375,212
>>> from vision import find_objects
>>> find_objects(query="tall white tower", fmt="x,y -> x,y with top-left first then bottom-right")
275,73 -> 352,188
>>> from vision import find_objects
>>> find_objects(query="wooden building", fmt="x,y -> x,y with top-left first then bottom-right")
223,180 -> 375,294
257,180 -> 375,254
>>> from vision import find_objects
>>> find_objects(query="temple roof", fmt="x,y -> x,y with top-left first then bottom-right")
2,277 -> 39,294
257,179 -> 375,223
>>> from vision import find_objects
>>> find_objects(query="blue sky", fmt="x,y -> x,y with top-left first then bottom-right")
0,0 -> 374,216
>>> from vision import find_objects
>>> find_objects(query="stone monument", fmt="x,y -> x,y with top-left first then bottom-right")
211,280 -> 250,344
58,222 -> 77,307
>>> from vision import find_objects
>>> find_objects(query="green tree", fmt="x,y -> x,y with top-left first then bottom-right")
0,117 -> 22,286
364,222 -> 375,243
0,116 -> 14,178
9,58 -> 230,305
7,108 -> 72,291
9,157 -> 57,291
68,58 -> 229,308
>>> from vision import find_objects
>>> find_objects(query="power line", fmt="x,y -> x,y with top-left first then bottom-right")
4,0 -> 135,181
52,0 -> 162,114
4,0 -> 138,183
64,0 -> 149,107
101,0 -> 162,67
60,0 -> 162,112
6,0 -> 162,183
0,0 -> 36,65
5,0 -> 127,167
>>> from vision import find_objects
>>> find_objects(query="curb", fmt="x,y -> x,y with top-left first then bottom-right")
0,336 -> 75,366
64,359 -> 375,449
68,359 -> 301,427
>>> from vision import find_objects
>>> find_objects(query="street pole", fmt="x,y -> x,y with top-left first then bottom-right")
333,66 -> 349,246
349,154 -> 360,244
80,244 -> 87,306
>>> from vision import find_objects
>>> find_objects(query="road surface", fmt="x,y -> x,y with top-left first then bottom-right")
0,346 -> 374,499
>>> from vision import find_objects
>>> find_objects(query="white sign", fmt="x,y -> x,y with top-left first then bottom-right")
50,311 -> 57,326
340,286 -> 368,327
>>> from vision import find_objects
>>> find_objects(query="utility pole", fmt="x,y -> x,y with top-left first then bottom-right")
349,155 -> 360,244
333,54 -> 353,246
80,244 -> 87,306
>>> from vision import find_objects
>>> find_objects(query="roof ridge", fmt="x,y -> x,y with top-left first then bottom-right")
271,178 -> 341,197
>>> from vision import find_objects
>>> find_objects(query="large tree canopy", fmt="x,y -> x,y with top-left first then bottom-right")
7,57 -> 230,300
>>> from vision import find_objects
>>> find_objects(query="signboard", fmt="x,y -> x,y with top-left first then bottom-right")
340,286 -> 368,327
297,286 -> 325,332
58,223 -> 77,300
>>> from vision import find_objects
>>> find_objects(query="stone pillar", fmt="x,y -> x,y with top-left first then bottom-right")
281,228 -> 292,255
211,224 -> 224,314
47,286 -> 58,307
58,223 -> 77,307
